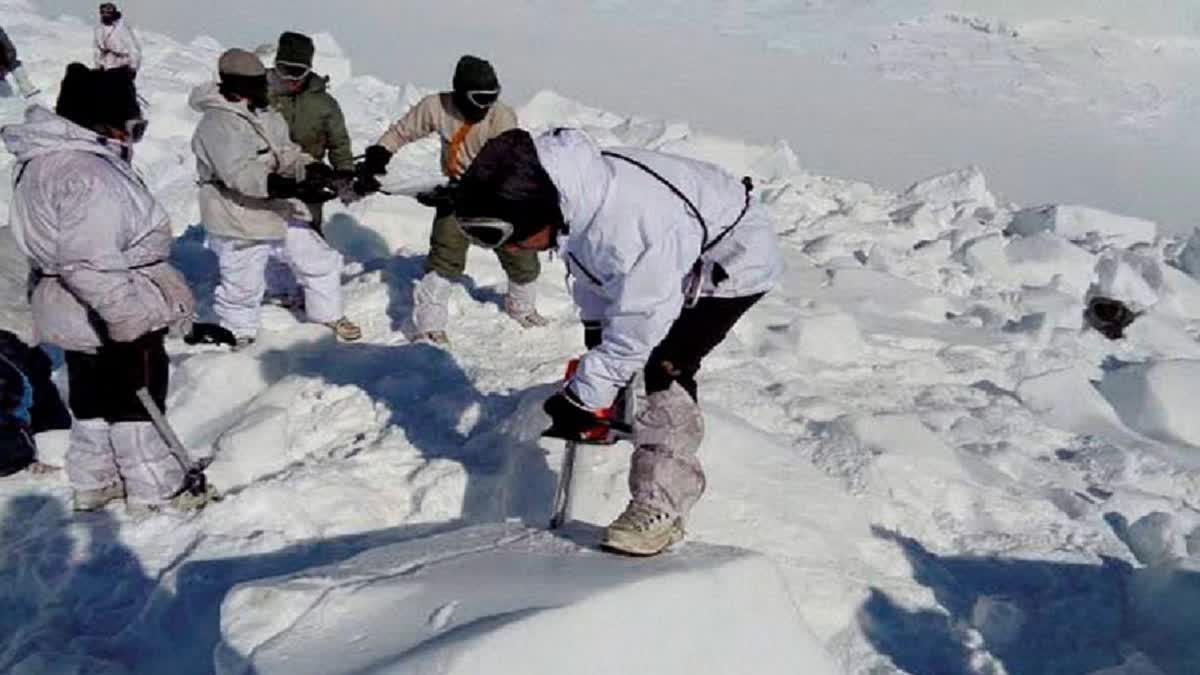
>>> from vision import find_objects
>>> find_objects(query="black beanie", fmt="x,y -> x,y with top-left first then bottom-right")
55,63 -> 141,131
454,129 -> 562,241
452,55 -> 499,93
276,31 -> 315,67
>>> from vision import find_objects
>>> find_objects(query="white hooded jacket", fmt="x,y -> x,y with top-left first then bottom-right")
94,18 -> 141,72
190,82 -> 312,241
2,106 -> 194,352
534,129 -> 784,409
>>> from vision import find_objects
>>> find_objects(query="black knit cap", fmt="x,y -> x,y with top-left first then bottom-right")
55,62 -> 141,131
276,31 -> 315,67
453,129 -> 563,241
452,55 -> 499,93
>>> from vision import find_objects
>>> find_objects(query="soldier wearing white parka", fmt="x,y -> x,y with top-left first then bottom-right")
452,128 -> 784,555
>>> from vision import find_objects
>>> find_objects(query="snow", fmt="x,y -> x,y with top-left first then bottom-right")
2,1 -> 1200,674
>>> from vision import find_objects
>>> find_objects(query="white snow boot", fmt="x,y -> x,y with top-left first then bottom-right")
412,271 -> 453,341
325,317 -> 362,341
504,281 -> 549,328
73,483 -> 126,512
601,500 -> 685,556
12,66 -> 39,98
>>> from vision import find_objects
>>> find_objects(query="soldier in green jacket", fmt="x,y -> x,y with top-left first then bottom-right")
268,31 -> 353,233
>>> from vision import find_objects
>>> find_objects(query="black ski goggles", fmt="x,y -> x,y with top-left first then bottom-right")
465,89 -> 500,108
126,118 -> 148,143
459,217 -> 515,249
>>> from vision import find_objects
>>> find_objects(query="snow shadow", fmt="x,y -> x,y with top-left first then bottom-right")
170,224 -> 221,322
0,493 -> 478,673
0,494 -> 244,673
258,338 -> 557,524
860,526 -> 1200,674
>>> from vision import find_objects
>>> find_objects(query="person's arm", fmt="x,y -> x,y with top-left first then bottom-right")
375,94 -> 439,152
324,96 -> 355,171
195,114 -> 275,197
569,232 -> 689,410
53,166 -> 155,342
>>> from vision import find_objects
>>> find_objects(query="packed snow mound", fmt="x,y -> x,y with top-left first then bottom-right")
1007,204 -> 1158,250
1100,361 -> 1200,450
216,524 -> 840,675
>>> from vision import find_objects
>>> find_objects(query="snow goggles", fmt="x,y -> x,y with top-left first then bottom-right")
465,89 -> 500,108
126,118 -> 148,143
275,61 -> 312,81
458,217 -> 515,249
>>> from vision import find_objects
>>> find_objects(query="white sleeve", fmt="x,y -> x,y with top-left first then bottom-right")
195,114 -> 274,198
569,235 -> 686,410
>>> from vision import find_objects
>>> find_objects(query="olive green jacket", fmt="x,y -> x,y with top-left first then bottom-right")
268,71 -> 354,171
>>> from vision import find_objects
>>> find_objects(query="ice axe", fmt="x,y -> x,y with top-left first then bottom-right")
135,388 -> 212,499
545,361 -> 636,529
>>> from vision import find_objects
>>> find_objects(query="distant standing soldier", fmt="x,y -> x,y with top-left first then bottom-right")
267,31 -> 354,236
94,3 -> 141,79
0,25 -> 39,97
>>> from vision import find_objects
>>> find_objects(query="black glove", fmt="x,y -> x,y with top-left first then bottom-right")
266,173 -> 299,199
415,184 -> 458,210
582,321 -> 602,350
303,162 -> 335,185
184,322 -> 237,347
542,388 -> 605,441
352,145 -> 392,196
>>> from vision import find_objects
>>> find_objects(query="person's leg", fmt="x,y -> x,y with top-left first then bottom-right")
496,247 -> 547,327
413,210 -> 466,341
605,293 -> 765,555
63,350 -> 123,509
283,221 -> 361,340
209,235 -> 271,342
102,331 -> 185,507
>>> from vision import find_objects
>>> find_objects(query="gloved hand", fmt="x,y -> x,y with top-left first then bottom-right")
303,162 -> 335,185
415,183 -> 458,210
352,144 -> 392,196
542,388 -> 606,441
266,173 -> 299,199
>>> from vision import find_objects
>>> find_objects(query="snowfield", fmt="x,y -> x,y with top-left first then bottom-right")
2,0 -> 1200,673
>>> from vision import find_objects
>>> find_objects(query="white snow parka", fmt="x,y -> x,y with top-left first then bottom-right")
190,82 -> 313,241
536,129 -> 784,409
2,106 -> 194,352
93,18 -> 141,72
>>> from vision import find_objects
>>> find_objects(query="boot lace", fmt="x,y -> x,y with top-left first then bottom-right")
612,501 -> 672,532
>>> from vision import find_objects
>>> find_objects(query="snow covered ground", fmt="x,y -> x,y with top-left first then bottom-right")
3,0 -> 1200,673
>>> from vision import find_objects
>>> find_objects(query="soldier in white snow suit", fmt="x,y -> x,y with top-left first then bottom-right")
452,128 -> 784,555
1,64 -> 206,512
94,3 -> 141,79
0,25 -> 39,98
352,55 -> 545,345
190,48 -> 361,346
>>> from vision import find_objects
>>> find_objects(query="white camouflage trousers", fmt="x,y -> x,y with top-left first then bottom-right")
208,222 -> 344,338
66,419 -> 184,505
629,382 -> 706,520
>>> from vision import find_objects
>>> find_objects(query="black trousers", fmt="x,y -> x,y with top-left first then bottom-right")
65,330 -> 168,423
643,293 -> 766,400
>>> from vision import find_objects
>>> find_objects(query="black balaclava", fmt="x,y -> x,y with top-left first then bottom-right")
454,129 -> 563,242
451,55 -> 500,124
99,3 -> 121,26
56,62 -> 141,132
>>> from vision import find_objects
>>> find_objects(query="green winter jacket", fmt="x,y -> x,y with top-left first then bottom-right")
268,71 -> 354,171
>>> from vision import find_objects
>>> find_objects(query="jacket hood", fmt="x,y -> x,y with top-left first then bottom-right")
188,81 -> 255,117
532,129 -> 612,236
0,105 -> 128,165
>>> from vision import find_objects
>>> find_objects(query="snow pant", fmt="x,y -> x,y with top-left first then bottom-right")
8,65 -> 37,97
63,330 -> 183,504
413,208 -> 542,334
630,292 -> 766,519
209,222 -> 344,338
